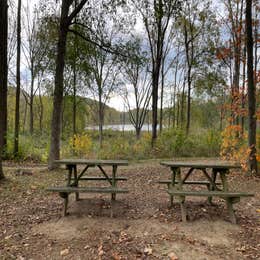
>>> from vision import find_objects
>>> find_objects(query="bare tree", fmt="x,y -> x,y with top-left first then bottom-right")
121,47 -> 152,138
22,4 -> 49,134
86,47 -> 119,147
133,0 -> 181,145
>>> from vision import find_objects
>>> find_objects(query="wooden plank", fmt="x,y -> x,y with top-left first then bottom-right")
46,186 -> 129,193
160,161 -> 241,169
157,180 -> 221,185
69,177 -> 128,181
167,190 -> 254,197
54,159 -> 129,166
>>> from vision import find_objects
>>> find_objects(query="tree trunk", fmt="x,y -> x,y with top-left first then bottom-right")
136,126 -> 141,139
152,70 -> 159,146
246,0 -> 258,175
241,45 -> 246,134
98,93 -> 103,148
48,2 -> 71,169
72,2 -> 78,147
48,0 -> 87,169
184,21 -> 192,135
0,0 -> 8,180
29,69 -> 34,134
23,100 -> 28,132
159,58 -> 165,133
14,0 -> 22,156
180,79 -> 186,128
38,88 -> 43,133
186,68 -> 191,135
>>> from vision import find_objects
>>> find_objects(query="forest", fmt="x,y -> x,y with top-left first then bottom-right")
0,0 -> 259,175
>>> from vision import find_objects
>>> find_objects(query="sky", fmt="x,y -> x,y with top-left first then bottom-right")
15,0 -> 258,112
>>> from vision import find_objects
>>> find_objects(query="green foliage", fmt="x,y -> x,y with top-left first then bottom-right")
155,128 -> 221,158
5,132 -> 49,162
5,127 -> 221,163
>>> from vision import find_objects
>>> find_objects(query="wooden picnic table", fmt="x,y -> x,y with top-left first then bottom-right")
47,159 -> 129,216
159,160 -> 254,224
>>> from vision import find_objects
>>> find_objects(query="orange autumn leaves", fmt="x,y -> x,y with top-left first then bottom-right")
221,124 -> 260,171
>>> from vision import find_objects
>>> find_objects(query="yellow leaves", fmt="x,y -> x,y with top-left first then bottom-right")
69,134 -> 92,157
220,125 -> 250,171
256,209 -> 260,213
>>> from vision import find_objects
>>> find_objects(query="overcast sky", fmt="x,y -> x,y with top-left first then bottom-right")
15,0 -> 250,112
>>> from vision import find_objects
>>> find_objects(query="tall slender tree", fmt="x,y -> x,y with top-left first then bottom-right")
48,0 -> 87,169
246,0 -> 258,174
0,0 -> 8,180
133,0 -> 180,145
14,0 -> 22,156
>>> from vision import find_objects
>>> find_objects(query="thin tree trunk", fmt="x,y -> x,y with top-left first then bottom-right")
186,68 -> 191,135
23,100 -> 28,132
72,0 -> 78,148
159,58 -> 165,133
14,0 -> 22,156
241,45 -> 246,134
29,69 -> 34,134
176,93 -> 180,128
152,70 -> 159,146
0,0 -> 8,180
38,87 -> 43,133
246,0 -> 258,174
180,79 -> 186,128
98,92 -> 103,148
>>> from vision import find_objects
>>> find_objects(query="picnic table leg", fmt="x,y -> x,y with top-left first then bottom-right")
110,198 -> 115,218
63,165 -> 73,216
226,198 -> 236,224
111,165 -> 117,201
169,167 -> 177,207
63,194 -> 69,216
176,168 -> 187,222
207,168 -> 217,205
219,170 -> 237,223
73,165 -> 79,201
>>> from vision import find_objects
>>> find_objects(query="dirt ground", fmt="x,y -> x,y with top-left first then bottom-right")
0,161 -> 259,259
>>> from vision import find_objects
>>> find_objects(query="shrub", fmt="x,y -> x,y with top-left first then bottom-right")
69,133 -> 92,157
220,125 -> 250,170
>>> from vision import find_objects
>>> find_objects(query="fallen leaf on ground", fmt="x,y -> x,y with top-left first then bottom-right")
112,252 -> 121,260
60,248 -> 69,256
168,251 -> 178,260
144,247 -> 153,255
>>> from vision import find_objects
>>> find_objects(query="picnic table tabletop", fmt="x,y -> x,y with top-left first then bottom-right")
54,159 -> 129,166
160,160 -> 241,169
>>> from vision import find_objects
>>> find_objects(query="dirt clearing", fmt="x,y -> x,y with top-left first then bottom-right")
0,161 -> 259,259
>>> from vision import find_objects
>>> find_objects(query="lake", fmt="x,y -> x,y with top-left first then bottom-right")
85,124 -> 152,131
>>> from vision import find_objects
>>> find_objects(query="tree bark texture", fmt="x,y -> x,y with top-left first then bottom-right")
14,0 -> 22,156
246,0 -> 258,174
48,0 -> 87,169
48,1 -> 71,169
0,0 -> 8,180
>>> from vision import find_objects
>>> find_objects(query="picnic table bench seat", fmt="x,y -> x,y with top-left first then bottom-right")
156,180 -> 221,186
68,176 -> 128,181
167,190 -> 254,198
167,189 -> 254,224
46,186 -> 129,195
